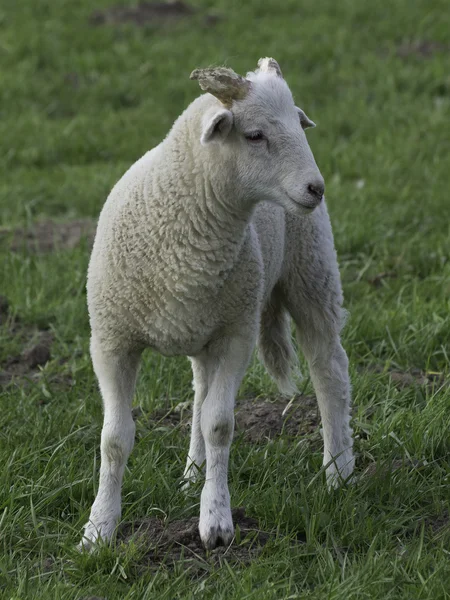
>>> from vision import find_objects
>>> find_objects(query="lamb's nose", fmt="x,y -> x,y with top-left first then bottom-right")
307,181 -> 325,201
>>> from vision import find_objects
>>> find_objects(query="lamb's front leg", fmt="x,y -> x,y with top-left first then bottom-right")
197,334 -> 255,549
80,339 -> 141,549
182,357 -> 207,488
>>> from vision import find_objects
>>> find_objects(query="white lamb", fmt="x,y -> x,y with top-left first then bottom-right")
81,57 -> 354,550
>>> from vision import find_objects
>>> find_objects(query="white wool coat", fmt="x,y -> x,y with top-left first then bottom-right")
87,94 -> 305,357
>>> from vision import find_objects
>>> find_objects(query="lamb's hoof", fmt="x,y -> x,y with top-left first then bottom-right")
325,450 -> 355,489
180,479 -> 193,493
181,472 -> 198,492
77,536 -> 95,552
181,463 -> 204,492
199,509 -> 234,549
77,519 -> 117,552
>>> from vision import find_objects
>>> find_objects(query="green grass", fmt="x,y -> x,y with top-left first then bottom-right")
1,0 -> 450,597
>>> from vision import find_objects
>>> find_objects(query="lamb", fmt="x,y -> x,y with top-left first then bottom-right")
81,57 -> 355,550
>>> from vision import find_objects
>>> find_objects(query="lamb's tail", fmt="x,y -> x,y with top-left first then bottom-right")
257,290 -> 300,396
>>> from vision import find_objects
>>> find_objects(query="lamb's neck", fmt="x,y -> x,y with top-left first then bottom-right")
156,137 -> 253,271
193,174 -> 250,247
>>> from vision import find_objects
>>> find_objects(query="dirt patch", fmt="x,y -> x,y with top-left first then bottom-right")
368,271 -> 397,287
139,395 -> 320,443
426,511 -> 449,534
203,13 -> 223,28
138,403 -> 192,430
64,72 -> 81,89
90,1 -> 223,28
120,507 -> 270,571
362,364 -> 448,389
363,458 -> 425,479
0,219 -> 97,253
0,295 -> 10,325
396,40 -> 450,59
0,298 -> 71,388
235,395 -> 319,443
90,1 -> 195,26
389,370 -> 428,387
0,329 -> 54,386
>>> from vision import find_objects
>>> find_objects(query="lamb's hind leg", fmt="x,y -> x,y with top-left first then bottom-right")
182,357 -> 207,488
281,211 -> 354,487
297,317 -> 354,487
80,337 -> 141,549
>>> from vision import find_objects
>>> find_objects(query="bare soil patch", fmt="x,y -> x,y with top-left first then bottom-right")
138,395 -> 320,443
368,271 -> 397,287
363,364 -> 448,389
396,40 -> 450,59
426,511 -> 449,535
363,458 -> 425,479
90,1 -> 195,26
0,295 -> 10,325
138,403 -> 191,430
119,507 -> 270,571
0,297 -> 72,388
0,328 -> 54,386
90,1 -> 223,29
235,395 -> 319,442
0,218 -> 97,253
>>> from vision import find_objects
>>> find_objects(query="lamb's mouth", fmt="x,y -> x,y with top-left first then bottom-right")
286,193 -> 317,212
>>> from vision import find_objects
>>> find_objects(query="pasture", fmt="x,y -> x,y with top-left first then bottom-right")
0,0 -> 449,598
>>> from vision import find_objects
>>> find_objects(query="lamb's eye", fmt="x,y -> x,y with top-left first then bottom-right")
245,131 -> 265,143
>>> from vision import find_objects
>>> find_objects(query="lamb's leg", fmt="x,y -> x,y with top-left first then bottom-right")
281,207 -> 354,488
298,326 -> 354,487
182,357 -> 207,488
80,338 -> 141,549
198,334 -> 254,549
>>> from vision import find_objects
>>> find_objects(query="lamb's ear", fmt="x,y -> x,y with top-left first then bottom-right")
201,108 -> 233,145
296,107 -> 316,130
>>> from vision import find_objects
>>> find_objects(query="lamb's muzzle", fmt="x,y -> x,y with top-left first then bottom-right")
307,179 -> 325,204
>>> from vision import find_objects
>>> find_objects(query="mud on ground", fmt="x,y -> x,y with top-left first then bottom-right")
119,507 -> 270,572
90,1 -> 222,28
235,395 -> 319,442
0,327 -> 55,387
135,360 -> 449,443
363,363 -> 448,389
0,219 -> 95,387
0,295 -> 70,388
396,40 -> 450,58
0,218 -> 97,253
136,394 -> 321,444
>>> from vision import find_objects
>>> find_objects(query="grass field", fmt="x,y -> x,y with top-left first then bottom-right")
1,0 -> 450,598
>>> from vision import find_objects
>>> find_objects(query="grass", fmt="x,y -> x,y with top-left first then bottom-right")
1,0 -> 449,597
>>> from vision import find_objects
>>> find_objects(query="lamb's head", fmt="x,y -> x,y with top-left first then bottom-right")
191,58 -> 324,214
